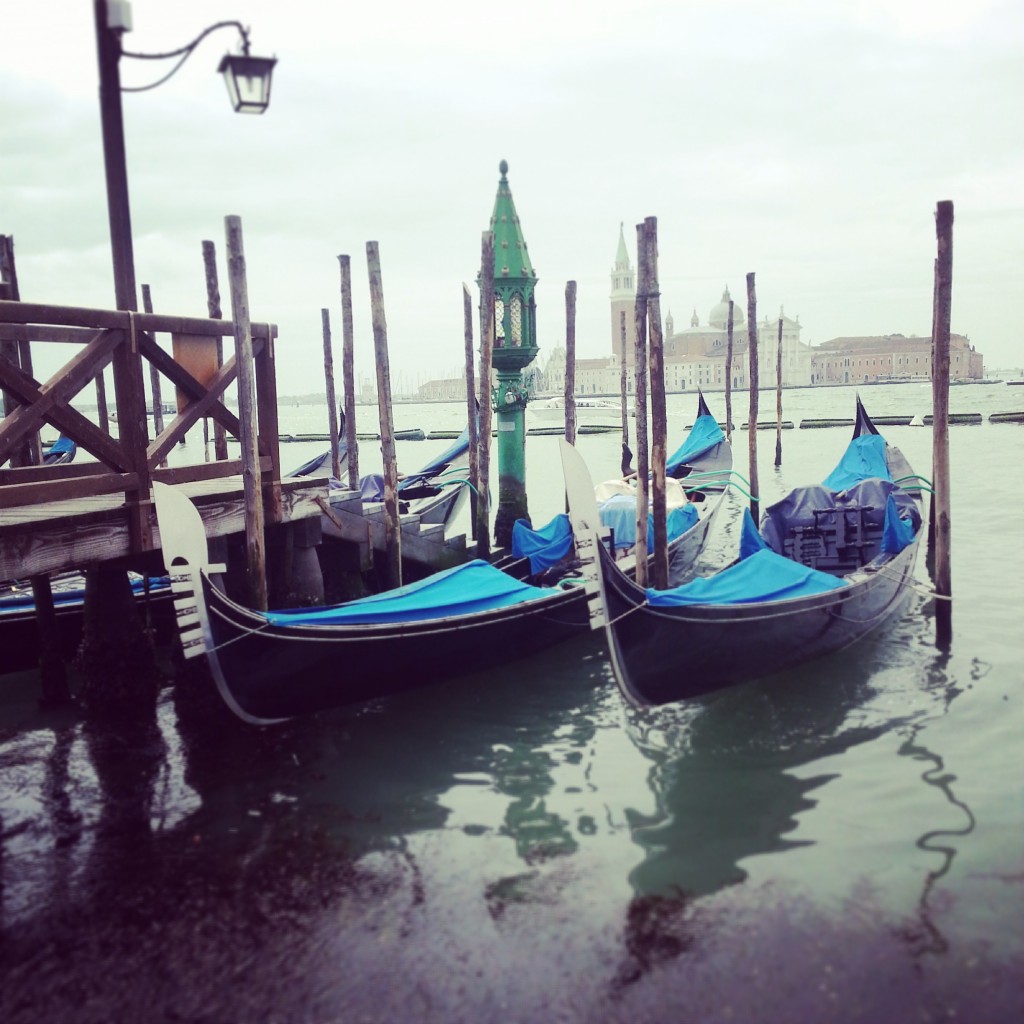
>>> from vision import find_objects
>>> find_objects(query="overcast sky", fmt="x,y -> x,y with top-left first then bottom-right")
3,0 -> 1023,396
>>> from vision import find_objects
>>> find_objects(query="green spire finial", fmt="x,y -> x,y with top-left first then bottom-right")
499,159 -> 508,178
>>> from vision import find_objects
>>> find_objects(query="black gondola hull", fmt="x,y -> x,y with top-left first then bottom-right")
600,506 -> 921,706
201,574 -> 590,721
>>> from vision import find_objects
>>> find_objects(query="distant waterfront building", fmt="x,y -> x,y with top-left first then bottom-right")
810,334 -> 984,384
609,223 -> 637,363
417,378 -> 467,402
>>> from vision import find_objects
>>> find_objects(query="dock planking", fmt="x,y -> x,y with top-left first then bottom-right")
0,475 -> 327,581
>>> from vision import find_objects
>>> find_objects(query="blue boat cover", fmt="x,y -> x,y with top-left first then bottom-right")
666,413 -> 725,474
646,548 -> 848,607
398,427 -> 470,492
512,514 -> 574,574
821,434 -> 890,491
881,494 -> 917,554
739,507 -> 770,560
48,434 -> 76,455
264,559 -> 553,626
359,473 -> 386,502
599,495 -> 699,552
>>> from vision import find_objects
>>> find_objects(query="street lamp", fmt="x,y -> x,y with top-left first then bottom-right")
93,0 -> 276,311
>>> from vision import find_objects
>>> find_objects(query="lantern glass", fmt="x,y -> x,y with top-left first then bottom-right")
217,53 -> 277,114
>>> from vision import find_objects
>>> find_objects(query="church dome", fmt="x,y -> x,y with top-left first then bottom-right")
708,287 -> 744,330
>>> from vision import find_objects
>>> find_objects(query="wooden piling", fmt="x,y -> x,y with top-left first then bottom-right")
321,307 -> 343,482
463,283 -> 480,538
201,240 -> 230,461
725,300 -> 734,443
644,217 -> 668,590
774,315 -> 784,467
0,240 -> 69,700
619,310 -> 630,475
746,273 -> 760,521
476,231 -> 495,561
338,255 -> 359,490
633,222 -> 650,588
564,280 -> 577,445
365,241 -> 402,590
140,284 -> 167,467
932,200 -> 954,644
224,215 -> 267,611
0,234 -> 40,465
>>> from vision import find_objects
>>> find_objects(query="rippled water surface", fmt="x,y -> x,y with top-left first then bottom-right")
1,383 -> 1022,1022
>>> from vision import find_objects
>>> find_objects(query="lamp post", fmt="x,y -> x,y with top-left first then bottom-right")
92,0 -> 276,311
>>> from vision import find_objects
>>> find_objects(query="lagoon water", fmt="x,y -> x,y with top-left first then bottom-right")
1,383 -> 1022,1022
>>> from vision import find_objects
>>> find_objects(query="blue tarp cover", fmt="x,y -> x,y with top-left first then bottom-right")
48,434 -> 76,455
646,548 -> 848,607
881,494 -> 916,554
822,434 -> 890,491
264,559 -> 553,626
666,413 -> 725,474
398,427 -> 470,491
739,507 -> 770,560
359,474 -> 386,502
599,495 -> 699,552
512,514 -> 574,574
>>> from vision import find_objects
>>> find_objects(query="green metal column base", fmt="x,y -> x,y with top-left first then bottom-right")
493,373 -> 530,549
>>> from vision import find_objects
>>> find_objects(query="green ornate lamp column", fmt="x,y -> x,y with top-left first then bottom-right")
482,160 -> 540,548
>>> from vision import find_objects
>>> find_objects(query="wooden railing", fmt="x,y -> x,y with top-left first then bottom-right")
0,299 -> 282,552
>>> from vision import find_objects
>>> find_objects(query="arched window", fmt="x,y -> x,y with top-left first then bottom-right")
510,294 -> 523,345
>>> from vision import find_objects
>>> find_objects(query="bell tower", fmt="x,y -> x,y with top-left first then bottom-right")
610,222 -> 636,364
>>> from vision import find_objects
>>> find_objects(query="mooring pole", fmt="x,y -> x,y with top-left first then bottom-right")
463,283 -> 479,538
225,215 -> 267,611
564,280 -> 577,446
746,272 -> 760,521
725,299 -> 734,443
633,222 -> 650,588
366,241 -> 402,590
619,310 -> 631,475
774,315 -> 784,467
338,255 -> 360,490
140,283 -> 168,468
321,308 -> 343,483
476,231 -> 495,561
201,240 -> 229,461
932,200 -> 954,645
644,217 -> 669,590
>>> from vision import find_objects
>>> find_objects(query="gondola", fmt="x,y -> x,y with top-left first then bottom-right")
560,397 -> 926,706
510,391 -> 736,588
288,424 -> 472,530
153,482 -> 589,724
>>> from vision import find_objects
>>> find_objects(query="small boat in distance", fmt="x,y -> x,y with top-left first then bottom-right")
529,395 -> 622,426
560,397 -> 926,706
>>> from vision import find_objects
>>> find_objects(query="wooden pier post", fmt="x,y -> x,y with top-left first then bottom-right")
746,273 -> 760,521
463,283 -> 479,538
201,241 -> 229,461
633,223 -> 650,588
774,315 -> 784,467
476,231 -> 495,561
225,215 -> 267,611
366,241 -> 402,589
644,217 -> 669,590
619,310 -> 631,475
321,308 -> 343,482
564,280 -> 577,445
338,255 -> 360,490
140,284 -> 167,468
0,235 -> 40,466
725,299 -> 734,442
932,200 -> 954,645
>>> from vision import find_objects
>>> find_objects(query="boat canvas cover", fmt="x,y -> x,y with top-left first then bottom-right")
739,507 -> 771,559
821,434 -> 890,491
646,548 -> 848,607
599,495 -> 699,552
512,514 -> 574,574
881,494 -> 917,555
398,427 -> 469,491
666,413 -> 725,474
263,560 -> 553,626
